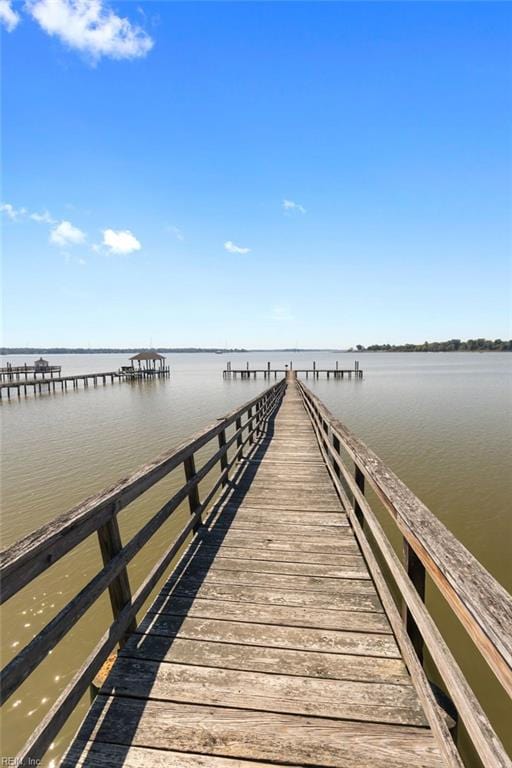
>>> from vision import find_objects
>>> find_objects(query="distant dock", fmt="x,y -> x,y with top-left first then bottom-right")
0,367 -> 170,400
0,364 -> 62,382
223,360 -> 363,379
0,351 -> 170,400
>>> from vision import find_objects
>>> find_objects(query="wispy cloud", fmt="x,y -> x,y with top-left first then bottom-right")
31,210 -> 57,224
102,228 -> 141,254
224,240 -> 251,255
1,202 -> 27,220
282,199 -> 306,215
268,305 -> 294,322
0,0 -> 20,31
166,225 -> 184,242
25,0 -> 154,62
50,220 -> 86,246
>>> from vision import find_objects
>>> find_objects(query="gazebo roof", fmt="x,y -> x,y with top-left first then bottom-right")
130,351 -> 166,361
35,357 -> 48,363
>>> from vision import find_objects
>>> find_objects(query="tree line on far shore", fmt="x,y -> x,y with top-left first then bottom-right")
348,338 -> 511,352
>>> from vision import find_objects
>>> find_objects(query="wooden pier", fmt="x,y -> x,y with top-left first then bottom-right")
1,376 -> 511,767
223,360 -> 363,379
0,366 -> 170,399
0,364 -> 62,382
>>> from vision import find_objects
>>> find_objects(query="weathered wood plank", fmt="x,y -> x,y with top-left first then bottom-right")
122,635 -> 409,684
176,567 -> 375,594
101,657 -> 427,726
148,595 -> 390,633
206,544 -> 363,565
211,520 -> 348,536
64,741 -> 303,768
77,696 -> 446,768
137,614 -> 401,658
222,507 -> 345,522
204,529 -> 360,552
169,581 -> 384,613
190,555 -> 371,580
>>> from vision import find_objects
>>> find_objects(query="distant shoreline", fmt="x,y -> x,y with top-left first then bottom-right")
1,344 -> 510,355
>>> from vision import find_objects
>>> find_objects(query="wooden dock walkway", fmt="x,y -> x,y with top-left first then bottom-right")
64,381 -> 446,767
1,377 -> 510,768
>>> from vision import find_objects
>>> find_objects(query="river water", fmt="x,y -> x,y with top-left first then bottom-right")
1,351 -> 511,764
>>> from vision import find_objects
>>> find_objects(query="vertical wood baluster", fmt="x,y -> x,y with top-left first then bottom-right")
403,540 -> 426,664
218,429 -> 228,485
184,454 -> 201,531
97,511 -> 136,648
354,465 -> 364,527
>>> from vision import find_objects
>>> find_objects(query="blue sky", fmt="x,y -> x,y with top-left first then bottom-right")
2,1 -> 511,348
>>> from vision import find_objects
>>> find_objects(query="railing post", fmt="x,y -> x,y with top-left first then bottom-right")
97,510 -> 136,647
248,406 -> 254,444
353,465 -> 364,527
184,454 -> 201,531
403,540 -> 426,664
218,428 -> 228,485
332,434 -> 342,479
236,416 -> 242,451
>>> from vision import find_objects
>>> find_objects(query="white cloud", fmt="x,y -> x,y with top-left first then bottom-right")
31,210 -> 56,224
224,240 -> 251,255
0,0 -> 20,31
50,220 -> 86,246
166,225 -> 184,241
282,199 -> 306,214
26,0 -> 154,61
102,228 -> 141,254
1,202 -> 27,220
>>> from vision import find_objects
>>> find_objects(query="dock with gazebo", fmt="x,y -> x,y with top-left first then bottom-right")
0,352 -> 170,400
0,359 -> 62,382
120,351 -> 170,379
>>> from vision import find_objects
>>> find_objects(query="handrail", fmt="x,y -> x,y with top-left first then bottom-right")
0,381 -> 285,603
0,378 -> 286,763
297,379 -> 512,768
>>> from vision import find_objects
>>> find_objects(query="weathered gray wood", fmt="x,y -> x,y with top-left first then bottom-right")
64,741 -> 302,768
14,501 -> 208,764
403,538 -> 426,663
97,514 -> 136,644
178,566 -> 375,594
102,657 -> 427,726
212,520 -> 348,536
300,380 -> 509,767
298,380 -> 512,700
136,614 -> 401,658
189,555 -> 370,580
217,428 -> 228,485
75,696 -> 447,768
169,581 -> 384,613
205,543 -> 363,565
148,595 -> 390,633
204,528 -> 360,552
123,635 -> 408,684
212,507 -> 348,525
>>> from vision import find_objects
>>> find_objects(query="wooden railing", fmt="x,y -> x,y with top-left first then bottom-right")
0,378 -> 286,764
297,379 -> 512,768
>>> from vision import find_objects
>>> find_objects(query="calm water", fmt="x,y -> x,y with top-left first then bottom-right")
1,352 -> 511,763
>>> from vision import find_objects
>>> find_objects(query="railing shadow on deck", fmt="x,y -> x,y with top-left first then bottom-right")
66,408 -> 280,766
0,378 -> 287,766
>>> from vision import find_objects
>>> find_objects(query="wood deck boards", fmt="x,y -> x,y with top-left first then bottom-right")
63,383 -> 448,768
